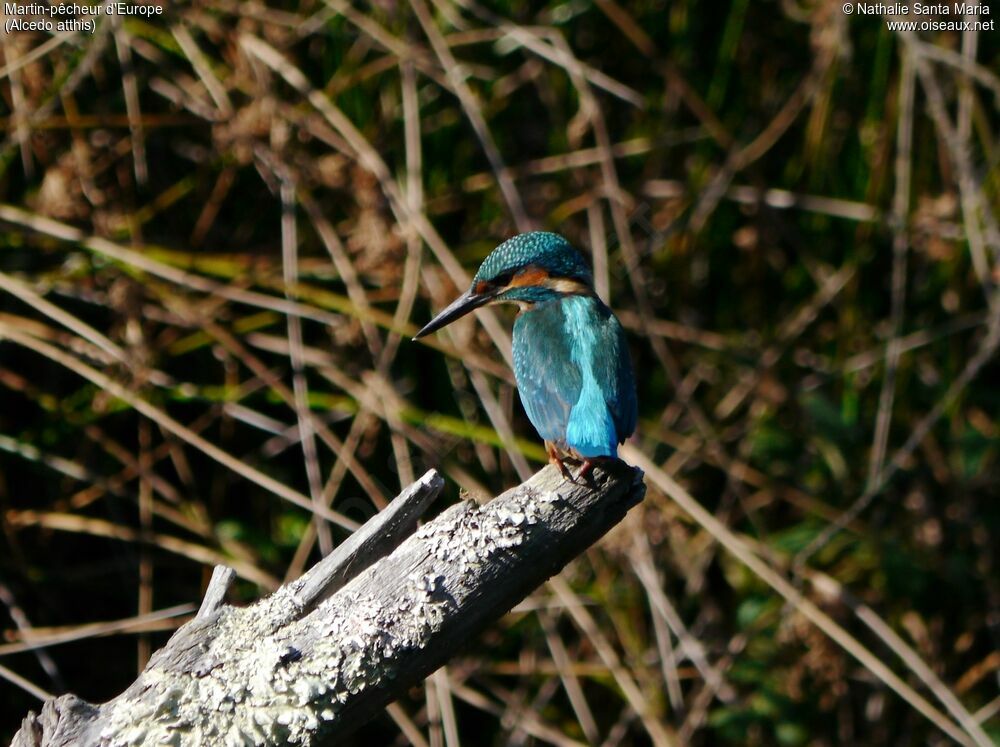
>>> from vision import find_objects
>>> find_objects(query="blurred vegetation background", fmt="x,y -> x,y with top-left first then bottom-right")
1,0 -> 998,744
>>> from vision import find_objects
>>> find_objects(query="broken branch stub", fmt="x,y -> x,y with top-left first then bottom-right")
14,463 -> 645,746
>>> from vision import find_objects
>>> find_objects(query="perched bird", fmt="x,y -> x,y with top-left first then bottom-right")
415,232 -> 637,479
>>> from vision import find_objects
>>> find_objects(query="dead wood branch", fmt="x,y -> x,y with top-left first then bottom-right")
14,463 -> 645,746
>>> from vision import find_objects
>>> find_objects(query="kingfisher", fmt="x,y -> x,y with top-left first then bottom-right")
415,232 -> 637,479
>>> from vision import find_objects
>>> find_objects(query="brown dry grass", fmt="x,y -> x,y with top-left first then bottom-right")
0,1 -> 998,744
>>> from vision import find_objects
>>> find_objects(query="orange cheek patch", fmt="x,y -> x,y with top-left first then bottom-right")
475,280 -> 491,295
508,267 -> 550,288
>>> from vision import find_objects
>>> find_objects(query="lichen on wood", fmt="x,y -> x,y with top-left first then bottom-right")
14,463 -> 645,746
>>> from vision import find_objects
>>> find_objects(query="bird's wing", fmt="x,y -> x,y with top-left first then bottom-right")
513,305 -> 581,444
593,305 -> 638,443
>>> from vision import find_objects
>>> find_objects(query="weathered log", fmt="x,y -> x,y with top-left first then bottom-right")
13,462 -> 645,746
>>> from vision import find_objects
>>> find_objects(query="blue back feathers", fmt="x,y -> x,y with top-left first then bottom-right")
510,287 -> 637,459
470,231 -> 637,459
422,230 -> 636,460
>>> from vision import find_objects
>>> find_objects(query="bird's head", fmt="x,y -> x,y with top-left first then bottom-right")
415,232 -> 594,339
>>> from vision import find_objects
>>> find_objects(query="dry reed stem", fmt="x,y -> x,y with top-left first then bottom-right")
1,4 -> 997,742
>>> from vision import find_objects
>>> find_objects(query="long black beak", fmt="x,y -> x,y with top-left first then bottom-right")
414,287 -> 495,339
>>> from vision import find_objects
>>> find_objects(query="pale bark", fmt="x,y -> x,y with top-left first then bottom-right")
13,463 -> 645,746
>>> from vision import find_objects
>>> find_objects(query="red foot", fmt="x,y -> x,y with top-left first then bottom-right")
546,441 -> 573,480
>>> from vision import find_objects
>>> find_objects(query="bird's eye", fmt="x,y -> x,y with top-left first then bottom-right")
494,271 -> 515,287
